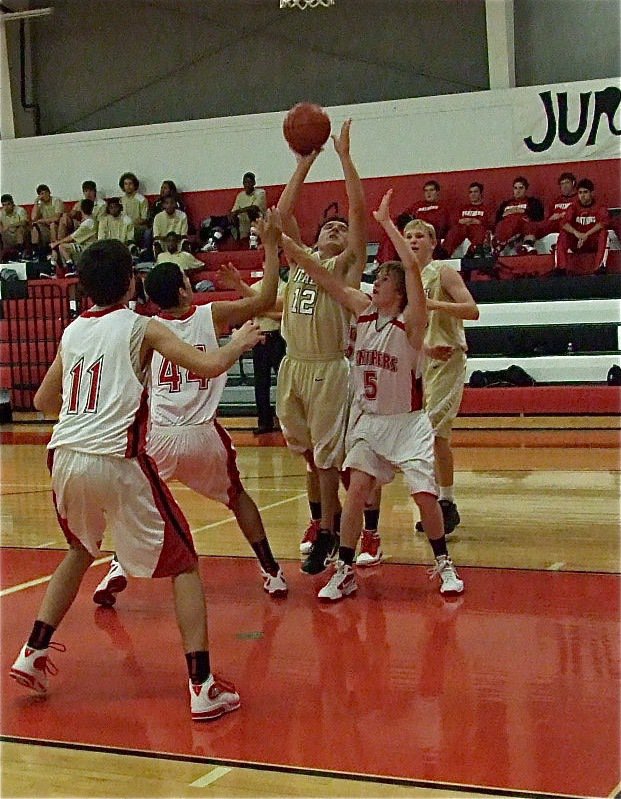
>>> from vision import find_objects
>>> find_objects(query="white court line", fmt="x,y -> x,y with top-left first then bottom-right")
189,766 -> 232,788
193,492 -> 306,534
0,555 -> 112,597
547,562 -> 566,571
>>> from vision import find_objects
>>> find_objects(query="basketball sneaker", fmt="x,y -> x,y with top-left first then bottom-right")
93,557 -> 128,607
190,674 -> 241,722
317,561 -> 357,602
299,519 -> 320,554
356,530 -> 383,567
300,531 -> 337,575
428,555 -> 464,596
261,567 -> 288,597
10,641 -> 66,695
416,501 -> 461,535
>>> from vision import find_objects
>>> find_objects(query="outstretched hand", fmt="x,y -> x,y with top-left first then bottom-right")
332,118 -> 352,158
372,189 -> 393,226
231,320 -> 264,351
294,149 -> 321,166
280,233 -> 305,261
216,262 -> 242,290
253,207 -> 283,247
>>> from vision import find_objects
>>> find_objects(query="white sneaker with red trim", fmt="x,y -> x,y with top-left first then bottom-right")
261,567 -> 288,597
190,674 -> 241,721
356,530 -> 383,567
317,561 -> 357,602
300,519 -> 320,554
93,557 -> 128,607
10,641 -> 66,695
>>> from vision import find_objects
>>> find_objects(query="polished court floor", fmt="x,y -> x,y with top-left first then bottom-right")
1,427 -> 619,798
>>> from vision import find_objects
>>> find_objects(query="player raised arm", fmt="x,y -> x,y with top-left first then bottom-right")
211,209 -> 282,335
276,150 -> 321,244
280,233 -> 368,318
373,189 -> 427,350
332,119 -> 367,287
144,317 -> 262,379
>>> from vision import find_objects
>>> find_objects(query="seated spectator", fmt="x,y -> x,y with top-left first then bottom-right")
230,172 -> 267,242
375,211 -> 414,264
149,180 -> 186,221
97,197 -> 134,245
30,184 -> 64,254
0,194 -> 30,260
50,199 -> 97,275
409,180 -> 452,244
555,178 -> 609,275
376,180 -> 450,262
493,176 -> 544,254
538,172 -> 578,238
118,171 -> 150,246
152,196 -> 189,255
58,180 -> 107,240
156,232 -> 204,276
442,182 -> 493,257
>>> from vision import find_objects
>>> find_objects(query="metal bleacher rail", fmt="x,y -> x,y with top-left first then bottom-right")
2,280 -> 78,411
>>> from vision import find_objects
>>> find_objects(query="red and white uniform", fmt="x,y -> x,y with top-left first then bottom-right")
410,200 -> 451,242
494,195 -> 544,245
47,305 -> 197,577
556,201 -> 610,273
351,306 -> 424,415
538,193 -> 577,236
49,305 -> 149,457
344,304 -> 436,496
148,304 -> 242,507
443,203 -> 494,255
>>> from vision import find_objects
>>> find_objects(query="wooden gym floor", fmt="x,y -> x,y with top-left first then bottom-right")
0,417 -> 619,798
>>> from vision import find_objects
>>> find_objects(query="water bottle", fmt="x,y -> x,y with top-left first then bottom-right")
249,228 -> 259,250
567,342 -> 574,355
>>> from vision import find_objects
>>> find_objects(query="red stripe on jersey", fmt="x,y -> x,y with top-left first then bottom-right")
214,419 -> 243,507
410,373 -> 423,411
81,303 -> 126,318
137,453 -> 198,577
391,318 -> 406,331
159,305 -> 197,321
357,312 -> 378,324
124,387 -> 149,458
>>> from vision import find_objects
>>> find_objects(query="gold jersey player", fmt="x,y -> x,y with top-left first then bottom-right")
404,218 -> 479,536
275,119 -> 367,574
280,191 -> 463,600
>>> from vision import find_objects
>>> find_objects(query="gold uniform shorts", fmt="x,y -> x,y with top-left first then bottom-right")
276,355 -> 349,469
424,350 -> 467,440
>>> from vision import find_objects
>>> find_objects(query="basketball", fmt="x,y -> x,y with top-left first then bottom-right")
283,102 -> 331,156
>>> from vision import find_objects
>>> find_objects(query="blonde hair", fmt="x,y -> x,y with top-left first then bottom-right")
403,218 -> 436,244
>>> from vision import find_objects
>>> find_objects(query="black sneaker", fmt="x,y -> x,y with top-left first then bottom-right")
415,501 -> 461,535
439,500 -> 461,534
301,531 -> 337,575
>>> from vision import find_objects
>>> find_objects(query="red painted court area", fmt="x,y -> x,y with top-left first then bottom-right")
1,549 -> 619,797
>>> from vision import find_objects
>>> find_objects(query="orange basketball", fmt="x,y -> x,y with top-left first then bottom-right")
283,102 -> 331,156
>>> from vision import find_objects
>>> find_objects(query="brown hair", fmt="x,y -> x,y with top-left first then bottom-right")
378,261 -> 407,312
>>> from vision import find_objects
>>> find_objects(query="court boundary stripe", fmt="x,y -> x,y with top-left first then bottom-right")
0,546 -> 619,581
0,735 -> 601,799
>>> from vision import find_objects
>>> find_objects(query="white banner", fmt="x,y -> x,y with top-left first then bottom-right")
515,79 -> 621,163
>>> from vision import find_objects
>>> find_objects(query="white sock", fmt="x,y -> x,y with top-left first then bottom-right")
439,485 -> 455,503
